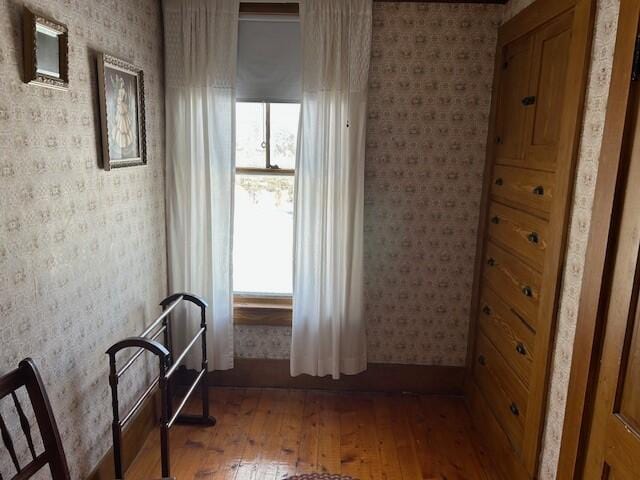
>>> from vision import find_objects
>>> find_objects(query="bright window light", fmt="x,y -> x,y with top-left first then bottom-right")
233,102 -> 300,296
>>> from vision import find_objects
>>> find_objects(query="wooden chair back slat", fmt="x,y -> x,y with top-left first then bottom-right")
10,393 -> 36,460
11,453 -> 48,480
0,359 -> 70,480
0,413 -> 21,471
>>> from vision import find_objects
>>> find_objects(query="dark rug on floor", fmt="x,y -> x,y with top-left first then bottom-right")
285,476 -> 355,480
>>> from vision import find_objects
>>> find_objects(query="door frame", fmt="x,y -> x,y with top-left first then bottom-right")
557,1 -> 640,478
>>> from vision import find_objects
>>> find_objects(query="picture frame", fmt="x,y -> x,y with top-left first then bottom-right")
23,7 -> 69,90
97,53 -> 147,170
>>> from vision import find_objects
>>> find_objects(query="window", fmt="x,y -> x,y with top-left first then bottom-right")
233,102 -> 299,295
233,10 -> 301,325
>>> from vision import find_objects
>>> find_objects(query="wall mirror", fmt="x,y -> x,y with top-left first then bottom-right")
23,7 -> 69,90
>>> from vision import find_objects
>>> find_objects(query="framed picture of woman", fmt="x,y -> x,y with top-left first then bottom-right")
97,53 -> 147,170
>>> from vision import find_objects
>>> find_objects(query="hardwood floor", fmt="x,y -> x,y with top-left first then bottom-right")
126,387 -> 497,480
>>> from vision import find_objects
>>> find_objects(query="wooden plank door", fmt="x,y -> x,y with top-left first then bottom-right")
583,78 -> 640,478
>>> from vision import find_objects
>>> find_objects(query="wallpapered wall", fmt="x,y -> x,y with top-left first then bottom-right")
0,0 -> 166,477
234,2 -> 503,366
0,0 -> 620,477
500,0 -> 620,478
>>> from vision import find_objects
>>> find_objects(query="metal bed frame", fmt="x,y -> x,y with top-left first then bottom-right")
106,292 -> 215,479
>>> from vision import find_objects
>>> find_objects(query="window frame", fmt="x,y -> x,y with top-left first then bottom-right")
233,294 -> 292,326
235,103 -> 297,177
239,2 -> 299,16
233,100 -> 297,325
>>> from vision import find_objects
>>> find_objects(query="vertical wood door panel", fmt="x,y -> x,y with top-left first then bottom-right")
522,10 -> 574,172
494,35 -> 534,166
584,68 -> 640,479
607,465 -> 640,480
619,299 -> 640,435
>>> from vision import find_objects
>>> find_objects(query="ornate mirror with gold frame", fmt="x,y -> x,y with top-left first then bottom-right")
23,7 -> 69,90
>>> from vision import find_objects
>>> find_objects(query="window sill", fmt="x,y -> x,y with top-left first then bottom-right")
233,295 -> 292,326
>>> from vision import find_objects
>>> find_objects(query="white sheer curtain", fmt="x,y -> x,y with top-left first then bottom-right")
291,0 -> 372,379
163,0 -> 238,370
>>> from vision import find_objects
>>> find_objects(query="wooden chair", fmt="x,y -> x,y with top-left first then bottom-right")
0,358 -> 70,480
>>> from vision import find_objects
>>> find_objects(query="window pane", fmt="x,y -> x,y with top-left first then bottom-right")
233,174 -> 294,295
236,102 -> 266,168
270,103 -> 300,170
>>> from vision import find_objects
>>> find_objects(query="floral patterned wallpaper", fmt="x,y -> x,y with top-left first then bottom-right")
0,0 -> 166,477
501,0 -> 620,478
364,2 -> 501,365
0,0 -> 620,476
234,2 -> 503,367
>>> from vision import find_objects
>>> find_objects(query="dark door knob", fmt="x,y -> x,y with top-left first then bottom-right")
487,258 -> 496,267
478,355 -> 486,366
495,177 -> 504,186
528,232 -> 539,244
533,186 -> 544,196
522,286 -> 533,297
516,343 -> 526,355
491,216 -> 500,224
482,305 -> 491,315
521,96 -> 536,106
510,402 -> 520,416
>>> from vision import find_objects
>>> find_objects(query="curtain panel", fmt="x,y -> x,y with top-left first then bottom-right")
291,0 -> 373,379
163,0 -> 239,370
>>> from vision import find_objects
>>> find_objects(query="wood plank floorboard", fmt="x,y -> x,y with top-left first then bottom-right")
126,387 -> 497,480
